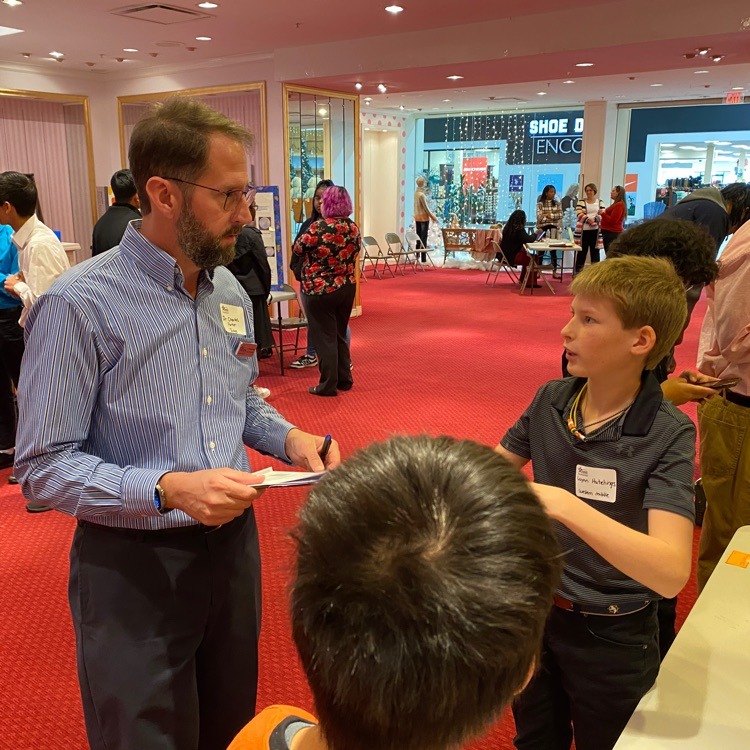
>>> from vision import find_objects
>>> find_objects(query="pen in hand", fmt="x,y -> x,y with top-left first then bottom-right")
319,434 -> 332,463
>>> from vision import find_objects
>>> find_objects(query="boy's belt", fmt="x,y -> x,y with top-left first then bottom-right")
553,594 -> 651,617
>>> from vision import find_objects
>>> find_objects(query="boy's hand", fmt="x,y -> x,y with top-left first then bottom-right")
530,482 -> 571,522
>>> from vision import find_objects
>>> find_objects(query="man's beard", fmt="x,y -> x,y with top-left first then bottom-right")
176,203 -> 239,270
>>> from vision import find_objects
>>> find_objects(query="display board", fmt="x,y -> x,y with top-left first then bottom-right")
253,186 -> 284,288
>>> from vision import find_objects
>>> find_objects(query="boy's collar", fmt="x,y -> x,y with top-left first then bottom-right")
552,372 -> 663,437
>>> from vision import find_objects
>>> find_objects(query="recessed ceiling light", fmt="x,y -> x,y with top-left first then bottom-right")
731,86 -> 744,91
563,80 -> 575,84
694,70 -> 709,74
364,97 -> 372,102
575,62 -> 594,67
21,51 -> 30,57
123,48 -> 138,53
712,55 -> 724,62
399,105 -> 404,110
378,83 -> 387,93
697,47 -> 710,55
385,4 -> 403,13
195,36 -> 212,41
446,75 -> 464,80
442,99 -> 451,102
537,91 -> 547,96
650,83 -> 663,87
197,1 -> 218,7
49,50 -> 64,58
318,107 -> 328,116
2,0 -> 23,7
355,82 -> 362,90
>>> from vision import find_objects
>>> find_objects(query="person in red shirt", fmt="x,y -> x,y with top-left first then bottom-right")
600,185 -> 627,255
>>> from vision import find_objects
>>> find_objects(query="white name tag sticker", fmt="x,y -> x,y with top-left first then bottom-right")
220,304 -> 247,336
575,465 -> 617,503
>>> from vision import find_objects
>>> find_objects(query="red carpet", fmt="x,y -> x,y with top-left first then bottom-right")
0,267 -> 704,749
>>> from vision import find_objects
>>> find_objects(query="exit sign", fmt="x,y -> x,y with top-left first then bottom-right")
724,91 -> 745,104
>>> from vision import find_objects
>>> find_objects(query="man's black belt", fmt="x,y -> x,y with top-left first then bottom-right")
77,517 -> 235,541
726,390 -> 750,408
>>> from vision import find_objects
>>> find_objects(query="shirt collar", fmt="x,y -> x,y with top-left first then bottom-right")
551,371 -> 663,437
11,214 -> 40,250
119,220 -> 214,295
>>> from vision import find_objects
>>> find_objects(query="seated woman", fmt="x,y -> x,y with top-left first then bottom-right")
293,186 -> 360,396
500,210 -> 540,288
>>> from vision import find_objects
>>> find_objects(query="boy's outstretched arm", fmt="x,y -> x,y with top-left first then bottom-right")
494,444 -> 529,470
532,483 -> 692,599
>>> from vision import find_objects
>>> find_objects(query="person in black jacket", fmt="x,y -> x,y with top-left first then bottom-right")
91,170 -> 141,256
227,216 -> 274,360
500,210 -> 540,288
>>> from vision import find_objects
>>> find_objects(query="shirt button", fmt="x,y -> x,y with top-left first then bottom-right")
166,285 -> 173,292
209,441 -> 216,450
206,396 -> 212,405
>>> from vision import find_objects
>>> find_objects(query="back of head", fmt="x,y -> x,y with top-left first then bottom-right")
571,256 -> 687,370
0,171 -> 37,218
564,184 -> 579,199
608,218 -> 718,287
321,185 -> 352,219
416,176 -> 426,189
720,182 -> 750,232
506,209 -> 527,233
292,435 -> 560,750
110,169 -> 137,203
128,96 -> 253,214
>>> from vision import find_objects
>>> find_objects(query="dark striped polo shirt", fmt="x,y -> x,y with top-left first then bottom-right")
501,373 -> 696,606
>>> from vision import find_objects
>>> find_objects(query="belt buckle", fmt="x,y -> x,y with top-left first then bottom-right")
607,604 -> 620,615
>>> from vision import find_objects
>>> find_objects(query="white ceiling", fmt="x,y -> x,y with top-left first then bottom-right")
1,0 -> 749,113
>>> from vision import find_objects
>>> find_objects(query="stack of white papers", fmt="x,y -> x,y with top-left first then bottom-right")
248,467 -> 327,488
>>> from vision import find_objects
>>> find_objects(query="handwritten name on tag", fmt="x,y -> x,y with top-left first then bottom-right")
575,465 -> 617,503
220,304 -> 247,336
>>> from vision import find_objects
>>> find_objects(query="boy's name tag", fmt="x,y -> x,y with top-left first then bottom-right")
220,304 -> 247,336
235,341 -> 257,358
576,465 -> 617,503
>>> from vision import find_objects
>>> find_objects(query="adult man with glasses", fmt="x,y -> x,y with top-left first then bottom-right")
15,97 -> 340,750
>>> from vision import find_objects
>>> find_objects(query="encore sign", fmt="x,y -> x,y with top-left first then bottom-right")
724,91 -> 745,104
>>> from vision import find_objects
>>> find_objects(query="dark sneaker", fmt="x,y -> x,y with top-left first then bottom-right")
291,354 -> 318,369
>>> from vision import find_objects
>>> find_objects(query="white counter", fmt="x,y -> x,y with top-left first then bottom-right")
615,525 -> 750,748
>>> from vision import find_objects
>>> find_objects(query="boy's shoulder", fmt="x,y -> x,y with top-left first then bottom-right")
228,705 -> 318,750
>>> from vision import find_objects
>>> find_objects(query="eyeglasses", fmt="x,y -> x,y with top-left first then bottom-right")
163,177 -> 257,212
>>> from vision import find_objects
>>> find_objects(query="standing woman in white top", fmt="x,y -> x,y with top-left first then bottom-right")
414,176 -> 438,263
574,183 -> 605,274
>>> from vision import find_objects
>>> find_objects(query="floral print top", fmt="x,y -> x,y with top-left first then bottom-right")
292,217 -> 361,295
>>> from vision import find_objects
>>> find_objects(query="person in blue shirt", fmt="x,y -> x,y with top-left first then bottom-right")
15,97 -> 340,750
0,224 -> 22,480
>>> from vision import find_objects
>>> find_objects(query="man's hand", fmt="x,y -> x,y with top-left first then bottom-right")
530,482 -> 571,522
4,273 -> 22,297
662,372 -> 719,406
158,468 -> 266,526
285,428 -> 341,472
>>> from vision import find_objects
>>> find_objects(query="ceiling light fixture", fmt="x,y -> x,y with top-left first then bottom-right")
694,69 -> 709,74
399,105 -> 404,110
712,55 -> 724,62
21,51 -> 30,58
442,99 -> 451,102
575,62 -> 594,67
385,4 -> 404,13
355,82 -> 362,90
0,24 -> 23,36
195,36 -> 212,41
650,83 -> 663,87
197,1 -> 218,7
563,79 -> 575,84
49,50 -> 64,58
697,47 -> 710,55
123,48 -> 138,53
537,91 -> 547,96
731,86 -> 744,91
378,83 -> 387,93
446,75 -> 464,80
318,107 -> 328,116
2,0 -> 23,6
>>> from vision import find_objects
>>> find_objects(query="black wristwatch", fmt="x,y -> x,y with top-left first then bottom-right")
154,482 -> 173,515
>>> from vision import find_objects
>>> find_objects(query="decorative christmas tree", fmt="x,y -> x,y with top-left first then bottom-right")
299,135 -> 314,189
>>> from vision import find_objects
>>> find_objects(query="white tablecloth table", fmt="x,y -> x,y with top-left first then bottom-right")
614,525 -> 750,748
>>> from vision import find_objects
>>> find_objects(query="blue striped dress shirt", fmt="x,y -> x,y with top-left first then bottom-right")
15,221 -> 295,529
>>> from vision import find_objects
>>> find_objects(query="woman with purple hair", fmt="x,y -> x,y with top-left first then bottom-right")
293,185 -> 360,396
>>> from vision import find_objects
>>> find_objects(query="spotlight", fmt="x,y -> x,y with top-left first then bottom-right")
378,83 -> 387,93
355,82 -> 362,90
